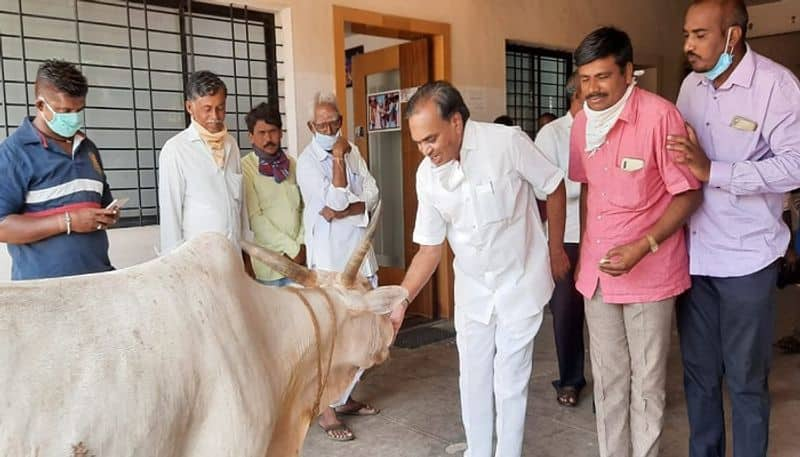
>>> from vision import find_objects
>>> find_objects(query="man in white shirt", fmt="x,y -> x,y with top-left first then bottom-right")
392,81 -> 569,457
296,92 -> 380,441
158,71 -> 251,272
533,72 -> 587,408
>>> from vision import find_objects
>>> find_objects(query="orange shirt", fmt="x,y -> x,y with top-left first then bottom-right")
569,87 -> 701,303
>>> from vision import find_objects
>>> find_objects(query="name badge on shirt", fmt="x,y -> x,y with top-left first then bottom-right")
730,116 -> 758,132
620,157 -> 645,172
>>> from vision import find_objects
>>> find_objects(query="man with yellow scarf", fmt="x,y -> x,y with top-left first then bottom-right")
158,70 -> 253,271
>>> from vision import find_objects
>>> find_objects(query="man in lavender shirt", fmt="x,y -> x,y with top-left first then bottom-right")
667,1 -> 800,456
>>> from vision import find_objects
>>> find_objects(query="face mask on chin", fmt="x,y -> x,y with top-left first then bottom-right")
703,27 -> 735,81
433,159 -> 465,191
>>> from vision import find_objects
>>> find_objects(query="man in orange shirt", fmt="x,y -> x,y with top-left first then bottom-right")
568,27 -> 702,457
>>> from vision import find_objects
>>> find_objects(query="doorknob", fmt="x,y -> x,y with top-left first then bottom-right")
354,125 -> 366,138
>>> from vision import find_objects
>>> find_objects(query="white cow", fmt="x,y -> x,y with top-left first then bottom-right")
0,206 -> 405,457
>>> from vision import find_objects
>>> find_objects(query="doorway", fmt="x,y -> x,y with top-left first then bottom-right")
332,6 -> 454,321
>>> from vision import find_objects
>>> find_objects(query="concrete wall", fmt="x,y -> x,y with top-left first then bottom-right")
1,0 -> 694,279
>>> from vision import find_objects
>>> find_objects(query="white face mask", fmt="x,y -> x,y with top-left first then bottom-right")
583,82 -> 636,155
433,159 -> 465,191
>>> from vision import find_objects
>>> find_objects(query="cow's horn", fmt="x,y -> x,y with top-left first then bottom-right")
341,200 -> 382,287
241,241 -> 317,287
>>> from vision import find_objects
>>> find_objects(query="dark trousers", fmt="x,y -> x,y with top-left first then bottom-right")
677,262 -> 778,457
550,243 -> 586,391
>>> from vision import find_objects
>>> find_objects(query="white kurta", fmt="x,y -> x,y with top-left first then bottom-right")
158,124 -> 251,255
296,139 -> 379,277
414,120 -> 564,325
412,120 -> 564,457
534,113 -> 582,244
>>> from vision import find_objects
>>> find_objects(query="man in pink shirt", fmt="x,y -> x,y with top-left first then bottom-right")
568,27 -> 702,457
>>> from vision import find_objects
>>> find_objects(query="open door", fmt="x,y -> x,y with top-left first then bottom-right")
352,38 -> 434,320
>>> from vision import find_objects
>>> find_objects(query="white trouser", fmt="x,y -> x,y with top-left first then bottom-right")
456,309 -> 543,457
329,275 -> 378,408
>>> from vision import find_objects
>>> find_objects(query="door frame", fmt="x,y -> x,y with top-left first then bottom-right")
332,5 -> 455,319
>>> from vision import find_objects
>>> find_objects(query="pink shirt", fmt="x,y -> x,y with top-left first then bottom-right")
569,87 -> 701,303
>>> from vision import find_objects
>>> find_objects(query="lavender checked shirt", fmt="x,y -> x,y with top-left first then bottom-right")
677,45 -> 800,277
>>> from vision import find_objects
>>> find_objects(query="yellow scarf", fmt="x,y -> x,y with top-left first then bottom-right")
192,119 -> 228,167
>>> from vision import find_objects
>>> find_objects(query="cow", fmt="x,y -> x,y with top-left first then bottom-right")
0,204 -> 406,457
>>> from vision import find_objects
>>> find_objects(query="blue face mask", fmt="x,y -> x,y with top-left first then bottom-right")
40,98 -> 83,138
703,27 -> 734,81
314,131 -> 339,151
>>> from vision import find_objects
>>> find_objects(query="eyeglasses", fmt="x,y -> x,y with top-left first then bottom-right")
312,118 -> 342,132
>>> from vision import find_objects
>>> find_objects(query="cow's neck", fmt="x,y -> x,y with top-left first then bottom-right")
250,285 -> 343,455
253,288 -> 345,409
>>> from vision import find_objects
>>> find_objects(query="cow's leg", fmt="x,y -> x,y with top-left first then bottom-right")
266,408 -> 312,457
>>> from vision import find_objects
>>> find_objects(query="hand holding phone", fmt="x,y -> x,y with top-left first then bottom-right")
105,197 -> 130,210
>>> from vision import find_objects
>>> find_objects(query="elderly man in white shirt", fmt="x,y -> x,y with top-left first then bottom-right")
392,81 -> 569,457
533,72 -> 587,408
158,71 -> 251,270
296,92 -> 380,441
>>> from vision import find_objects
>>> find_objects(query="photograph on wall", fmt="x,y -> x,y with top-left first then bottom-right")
345,46 -> 364,88
367,90 -> 401,132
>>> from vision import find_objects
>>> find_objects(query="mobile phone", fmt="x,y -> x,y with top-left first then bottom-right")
105,197 -> 130,210
599,257 -> 611,265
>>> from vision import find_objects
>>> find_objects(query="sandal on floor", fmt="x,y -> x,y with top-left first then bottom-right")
334,402 -> 380,416
557,386 -> 579,407
319,423 -> 355,441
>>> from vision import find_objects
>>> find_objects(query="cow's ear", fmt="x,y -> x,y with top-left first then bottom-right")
361,286 -> 408,315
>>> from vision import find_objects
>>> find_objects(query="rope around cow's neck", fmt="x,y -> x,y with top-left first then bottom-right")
286,287 -> 338,424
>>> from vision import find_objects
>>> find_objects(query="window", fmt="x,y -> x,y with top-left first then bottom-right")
0,0 -> 284,227
505,43 -> 572,139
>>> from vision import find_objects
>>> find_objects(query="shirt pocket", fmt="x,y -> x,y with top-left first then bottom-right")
475,173 -> 516,226
607,156 -> 649,210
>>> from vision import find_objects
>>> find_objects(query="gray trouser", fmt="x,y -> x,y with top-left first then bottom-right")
585,287 -> 675,457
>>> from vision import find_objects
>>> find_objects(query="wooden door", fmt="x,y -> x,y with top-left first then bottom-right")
352,38 -> 434,319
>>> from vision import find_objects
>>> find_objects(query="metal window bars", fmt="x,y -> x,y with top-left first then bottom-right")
0,0 -> 283,228
505,43 -> 572,139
